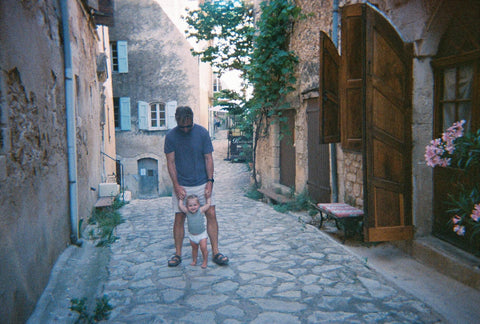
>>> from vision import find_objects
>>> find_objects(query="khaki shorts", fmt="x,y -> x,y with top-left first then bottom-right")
171,183 -> 215,214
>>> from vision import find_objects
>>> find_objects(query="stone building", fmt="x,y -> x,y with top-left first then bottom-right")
0,0 -> 116,322
255,0 -> 480,287
110,0 -> 211,199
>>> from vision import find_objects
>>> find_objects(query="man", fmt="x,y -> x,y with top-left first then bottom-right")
164,106 -> 229,267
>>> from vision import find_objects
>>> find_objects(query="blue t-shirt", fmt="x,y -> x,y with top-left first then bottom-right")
164,124 -> 214,186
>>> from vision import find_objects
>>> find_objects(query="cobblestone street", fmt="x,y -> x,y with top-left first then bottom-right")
28,130 -> 447,323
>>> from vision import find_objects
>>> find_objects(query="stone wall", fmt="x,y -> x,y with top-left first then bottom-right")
253,0 -> 455,236
110,0 -> 201,198
0,0 -> 104,322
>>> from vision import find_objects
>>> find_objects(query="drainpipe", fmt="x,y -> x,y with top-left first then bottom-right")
60,0 -> 82,246
330,0 -> 339,202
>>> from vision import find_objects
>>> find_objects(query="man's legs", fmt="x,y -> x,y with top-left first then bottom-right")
205,206 -> 228,265
168,212 -> 185,266
174,212 -> 185,255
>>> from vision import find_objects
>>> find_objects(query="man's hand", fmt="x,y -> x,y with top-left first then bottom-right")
174,184 -> 186,200
204,181 -> 213,199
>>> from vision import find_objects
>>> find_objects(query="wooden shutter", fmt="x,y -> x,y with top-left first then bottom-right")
319,31 -> 340,143
119,97 -> 131,131
362,4 -> 413,242
166,101 -> 177,129
117,41 -> 128,73
138,101 -> 149,130
93,0 -> 114,27
340,5 -> 364,151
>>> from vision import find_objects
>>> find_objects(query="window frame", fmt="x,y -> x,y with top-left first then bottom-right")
148,102 -> 167,130
432,50 -> 480,138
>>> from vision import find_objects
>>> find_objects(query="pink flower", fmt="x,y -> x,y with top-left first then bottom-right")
425,120 -> 465,168
452,215 -> 461,224
453,225 -> 466,236
471,204 -> 480,222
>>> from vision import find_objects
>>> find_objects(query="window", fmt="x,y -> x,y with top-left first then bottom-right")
114,97 -> 131,131
138,101 -> 177,130
432,8 -> 480,253
150,102 -> 166,130
435,62 -> 476,134
110,41 -> 128,73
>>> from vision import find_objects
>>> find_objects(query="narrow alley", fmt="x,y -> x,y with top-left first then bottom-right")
28,130 -> 477,323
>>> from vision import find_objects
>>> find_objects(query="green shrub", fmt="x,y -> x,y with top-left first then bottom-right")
88,197 -> 125,247
70,294 -> 113,324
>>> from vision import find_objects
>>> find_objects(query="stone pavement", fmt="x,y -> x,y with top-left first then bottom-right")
29,130 -> 446,323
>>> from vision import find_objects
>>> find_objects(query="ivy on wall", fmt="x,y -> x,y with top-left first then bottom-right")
184,0 -> 302,184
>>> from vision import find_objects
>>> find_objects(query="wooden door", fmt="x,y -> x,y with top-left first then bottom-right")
306,32 -> 340,202
363,5 -> 413,241
280,109 -> 295,188
307,97 -> 331,202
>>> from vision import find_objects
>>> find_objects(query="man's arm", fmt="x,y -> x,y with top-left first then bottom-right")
204,153 -> 214,198
166,151 -> 186,200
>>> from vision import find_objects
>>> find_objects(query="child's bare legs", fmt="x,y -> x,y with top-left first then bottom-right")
199,238 -> 208,269
190,240 -> 199,266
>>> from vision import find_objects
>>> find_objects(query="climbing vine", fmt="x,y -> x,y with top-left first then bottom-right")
184,0 -> 302,184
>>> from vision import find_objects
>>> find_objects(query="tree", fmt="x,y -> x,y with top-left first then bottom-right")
184,0 -> 254,76
184,0 -> 301,185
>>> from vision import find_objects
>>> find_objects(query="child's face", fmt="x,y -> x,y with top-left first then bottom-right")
186,199 -> 200,213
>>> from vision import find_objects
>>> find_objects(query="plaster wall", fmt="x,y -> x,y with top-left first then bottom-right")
110,0 -> 201,198
0,0 -> 104,322
97,25 -> 117,183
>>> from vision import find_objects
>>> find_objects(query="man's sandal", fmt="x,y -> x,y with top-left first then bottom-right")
213,253 -> 229,266
168,254 -> 182,267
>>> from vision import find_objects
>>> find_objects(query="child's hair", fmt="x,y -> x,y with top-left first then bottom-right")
185,194 -> 200,204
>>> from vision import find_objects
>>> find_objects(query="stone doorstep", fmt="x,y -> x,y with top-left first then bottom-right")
394,236 -> 480,290
94,196 -> 115,208
257,188 -> 294,204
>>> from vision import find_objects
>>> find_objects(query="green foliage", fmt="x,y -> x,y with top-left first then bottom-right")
184,0 -> 302,185
245,185 -> 264,200
247,0 -> 301,112
184,0 -> 254,74
70,295 -> 113,324
88,197 -> 125,247
428,124 -> 480,249
273,189 -> 315,214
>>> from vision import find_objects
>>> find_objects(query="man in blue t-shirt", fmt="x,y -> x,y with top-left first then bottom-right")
164,106 -> 229,267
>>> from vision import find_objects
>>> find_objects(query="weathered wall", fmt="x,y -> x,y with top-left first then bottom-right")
110,0 -> 201,198
0,0 -> 104,322
97,25 -> 118,184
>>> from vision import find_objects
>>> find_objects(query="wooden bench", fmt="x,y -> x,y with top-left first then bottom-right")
257,188 -> 294,204
314,203 -> 364,243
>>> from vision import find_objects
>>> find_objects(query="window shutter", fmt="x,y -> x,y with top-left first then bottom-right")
319,31 -> 341,143
340,5 -> 364,151
117,41 -> 128,73
166,101 -> 177,129
138,101 -> 149,130
119,97 -> 131,131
